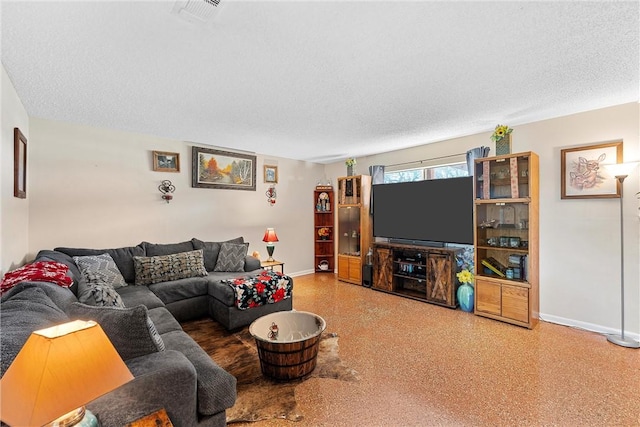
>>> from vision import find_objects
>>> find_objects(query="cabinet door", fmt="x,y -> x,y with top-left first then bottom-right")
348,257 -> 362,283
337,255 -> 349,281
476,279 -> 501,315
426,252 -> 453,305
502,285 -> 529,323
373,248 -> 393,291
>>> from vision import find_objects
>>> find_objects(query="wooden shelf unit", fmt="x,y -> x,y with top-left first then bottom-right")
372,242 -> 461,308
473,151 -> 539,328
314,186 -> 335,273
336,175 -> 371,285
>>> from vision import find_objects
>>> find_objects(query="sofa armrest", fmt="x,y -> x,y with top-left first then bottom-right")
87,350 -> 201,426
244,255 -> 261,271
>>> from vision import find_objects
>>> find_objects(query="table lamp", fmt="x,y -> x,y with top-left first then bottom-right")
262,227 -> 279,261
602,161 -> 639,348
0,319 -> 134,426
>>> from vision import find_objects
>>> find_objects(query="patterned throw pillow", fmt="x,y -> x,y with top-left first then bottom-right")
214,242 -> 249,272
0,261 -> 73,295
73,253 -> 127,289
86,283 -> 125,308
133,249 -> 208,286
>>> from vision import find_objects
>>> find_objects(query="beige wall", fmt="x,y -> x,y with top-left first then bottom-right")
27,118 -> 323,276
1,65 -> 30,274
3,60 -> 639,336
325,103 -> 640,337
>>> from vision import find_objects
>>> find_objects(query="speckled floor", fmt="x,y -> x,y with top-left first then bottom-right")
235,273 -> 640,427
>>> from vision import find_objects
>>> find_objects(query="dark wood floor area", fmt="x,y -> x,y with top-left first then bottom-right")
234,273 -> 640,426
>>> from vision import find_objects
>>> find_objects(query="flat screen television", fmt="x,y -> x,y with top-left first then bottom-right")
372,176 -> 474,245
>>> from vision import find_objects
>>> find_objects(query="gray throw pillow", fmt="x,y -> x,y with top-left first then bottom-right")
214,242 -> 249,272
66,302 -> 165,361
192,237 -> 244,272
73,253 -> 127,289
133,249 -> 208,286
56,245 -> 145,284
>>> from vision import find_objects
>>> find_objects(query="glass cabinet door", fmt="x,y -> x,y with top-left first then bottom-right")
338,206 -> 361,256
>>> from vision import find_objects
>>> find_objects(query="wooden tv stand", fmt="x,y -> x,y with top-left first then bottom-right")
372,242 -> 462,308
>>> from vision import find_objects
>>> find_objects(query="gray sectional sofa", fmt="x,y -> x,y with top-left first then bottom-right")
0,237 -> 293,427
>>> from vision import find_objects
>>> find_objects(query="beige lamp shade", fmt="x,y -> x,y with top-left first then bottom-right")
0,320 -> 134,427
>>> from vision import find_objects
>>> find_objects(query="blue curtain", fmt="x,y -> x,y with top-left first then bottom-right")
466,146 -> 491,175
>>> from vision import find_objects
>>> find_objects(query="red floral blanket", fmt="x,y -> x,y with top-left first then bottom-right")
222,270 -> 292,310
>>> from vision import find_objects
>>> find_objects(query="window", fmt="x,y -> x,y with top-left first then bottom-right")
384,162 -> 469,183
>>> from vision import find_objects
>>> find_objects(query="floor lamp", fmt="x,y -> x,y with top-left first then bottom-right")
603,162 -> 639,349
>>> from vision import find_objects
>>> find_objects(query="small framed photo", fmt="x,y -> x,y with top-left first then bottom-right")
264,165 -> 278,184
561,141 -> 622,199
14,127 -> 27,199
153,151 -> 180,173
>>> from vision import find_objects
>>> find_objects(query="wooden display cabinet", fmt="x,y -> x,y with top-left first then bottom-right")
314,186 -> 335,273
336,175 -> 371,285
373,242 -> 461,308
473,151 -> 539,328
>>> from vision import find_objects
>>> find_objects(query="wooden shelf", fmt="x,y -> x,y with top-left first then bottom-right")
473,151 -> 539,329
314,187 -> 335,273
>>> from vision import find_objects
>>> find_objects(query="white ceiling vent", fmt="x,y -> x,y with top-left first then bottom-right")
172,0 -> 223,24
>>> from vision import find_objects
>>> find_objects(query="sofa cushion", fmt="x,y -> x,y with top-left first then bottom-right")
191,237 -> 244,272
0,284 -> 70,375
142,240 -> 194,257
133,250 -> 208,286
56,245 -> 145,284
147,307 -> 183,335
73,253 -> 127,289
147,276 -> 210,305
214,242 -> 249,272
67,303 -> 165,361
161,330 -> 237,415
0,261 -> 73,295
116,285 -> 165,309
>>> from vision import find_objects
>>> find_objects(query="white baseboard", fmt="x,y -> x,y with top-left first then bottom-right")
287,269 -> 315,277
540,313 -> 640,341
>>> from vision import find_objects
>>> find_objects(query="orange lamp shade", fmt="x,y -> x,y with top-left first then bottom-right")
262,228 -> 279,243
0,320 -> 134,427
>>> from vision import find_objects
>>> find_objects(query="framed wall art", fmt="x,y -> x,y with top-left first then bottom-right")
264,165 -> 278,184
14,127 -> 27,199
152,151 -> 180,173
561,140 -> 622,199
192,146 -> 256,191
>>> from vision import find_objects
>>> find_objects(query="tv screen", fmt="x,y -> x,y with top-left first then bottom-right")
372,176 -> 474,245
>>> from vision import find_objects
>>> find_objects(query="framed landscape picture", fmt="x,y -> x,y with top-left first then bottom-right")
153,151 -> 180,173
192,146 -> 256,191
264,165 -> 278,183
560,140 -> 622,199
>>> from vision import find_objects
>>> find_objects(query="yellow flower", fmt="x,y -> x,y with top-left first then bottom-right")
457,269 -> 474,285
490,124 -> 513,142
345,158 -> 357,167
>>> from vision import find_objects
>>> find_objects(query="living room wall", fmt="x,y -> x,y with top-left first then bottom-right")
324,103 -> 640,336
1,66 -> 30,274
25,118 -> 323,276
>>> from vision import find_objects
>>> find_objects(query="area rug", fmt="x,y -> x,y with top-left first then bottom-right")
182,318 -> 359,423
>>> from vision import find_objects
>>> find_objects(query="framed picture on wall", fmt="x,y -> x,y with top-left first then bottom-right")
152,151 -> 180,173
14,127 -> 27,199
264,165 -> 278,183
192,146 -> 256,191
560,140 -> 622,199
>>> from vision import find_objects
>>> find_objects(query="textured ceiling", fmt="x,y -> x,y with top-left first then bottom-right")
2,1 -> 638,163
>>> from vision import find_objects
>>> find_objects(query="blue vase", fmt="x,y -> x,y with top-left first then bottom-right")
457,283 -> 474,312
